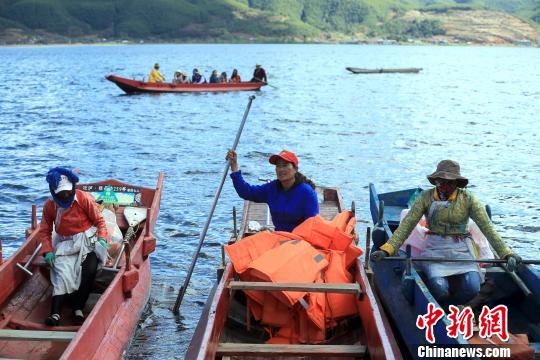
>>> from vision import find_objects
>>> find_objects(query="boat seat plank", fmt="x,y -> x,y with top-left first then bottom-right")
0,329 -> 75,342
228,281 -> 362,294
216,343 -> 366,357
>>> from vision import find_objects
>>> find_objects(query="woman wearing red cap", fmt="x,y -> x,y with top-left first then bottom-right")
226,150 -> 319,232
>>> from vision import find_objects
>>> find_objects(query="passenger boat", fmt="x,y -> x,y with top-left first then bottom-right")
106,75 -> 266,94
368,183 -> 540,359
186,187 -> 402,359
0,174 -> 163,359
346,67 -> 422,74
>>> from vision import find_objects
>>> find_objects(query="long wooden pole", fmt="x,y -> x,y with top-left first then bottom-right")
173,95 -> 256,314
383,256 -> 540,265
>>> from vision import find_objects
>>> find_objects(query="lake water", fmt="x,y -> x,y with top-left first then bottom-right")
0,44 -> 539,358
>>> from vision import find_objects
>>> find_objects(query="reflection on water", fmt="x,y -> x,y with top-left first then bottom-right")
0,44 -> 538,358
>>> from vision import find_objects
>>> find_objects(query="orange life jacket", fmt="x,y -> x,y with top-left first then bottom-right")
226,211 -> 363,345
261,293 -> 292,327
225,231 -> 302,274
266,319 -> 299,344
292,210 -> 357,251
299,306 -> 326,344
323,251 -> 358,321
304,273 -> 326,331
344,243 -> 363,269
248,239 -> 328,307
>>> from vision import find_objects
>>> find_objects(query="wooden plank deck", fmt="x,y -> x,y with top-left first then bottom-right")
0,329 -> 75,342
216,343 -> 366,357
228,281 -> 362,294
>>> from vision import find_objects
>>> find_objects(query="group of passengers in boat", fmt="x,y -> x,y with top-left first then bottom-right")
38,155 -> 521,327
148,63 -> 267,84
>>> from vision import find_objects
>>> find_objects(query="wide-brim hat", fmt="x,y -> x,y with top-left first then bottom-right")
427,160 -> 468,188
269,150 -> 298,168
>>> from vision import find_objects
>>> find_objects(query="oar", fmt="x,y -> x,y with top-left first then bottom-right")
173,95 -> 256,314
253,77 -> 278,89
383,255 -> 538,297
383,256 -> 540,265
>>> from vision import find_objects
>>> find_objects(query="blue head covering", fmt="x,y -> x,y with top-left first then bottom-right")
46,167 -> 79,208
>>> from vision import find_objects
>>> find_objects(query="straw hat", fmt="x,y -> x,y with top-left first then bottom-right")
427,160 -> 468,188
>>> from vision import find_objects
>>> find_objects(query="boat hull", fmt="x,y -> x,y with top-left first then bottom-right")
106,75 -> 266,94
368,183 -> 540,359
0,175 -> 163,360
346,67 -> 422,74
187,188 -> 402,360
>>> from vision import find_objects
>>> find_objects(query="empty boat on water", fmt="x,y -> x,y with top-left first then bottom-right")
346,67 -> 422,74
106,75 -> 266,94
186,187 -> 402,359
0,174 -> 163,360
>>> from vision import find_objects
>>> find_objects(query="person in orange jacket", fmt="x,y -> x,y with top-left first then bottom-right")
39,167 -> 119,326
229,69 -> 241,83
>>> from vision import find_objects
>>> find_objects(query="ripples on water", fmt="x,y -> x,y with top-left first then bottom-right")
0,44 -> 539,358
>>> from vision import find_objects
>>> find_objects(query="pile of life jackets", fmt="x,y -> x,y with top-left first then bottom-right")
225,210 -> 363,344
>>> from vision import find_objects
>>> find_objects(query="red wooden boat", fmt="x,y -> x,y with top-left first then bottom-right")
106,75 -> 266,94
0,173 -> 163,359
186,187 -> 402,359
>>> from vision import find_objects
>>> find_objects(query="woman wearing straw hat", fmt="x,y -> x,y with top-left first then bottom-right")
371,160 -> 522,306
226,149 -> 318,232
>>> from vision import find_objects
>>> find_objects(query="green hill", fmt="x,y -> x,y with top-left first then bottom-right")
0,0 -> 538,44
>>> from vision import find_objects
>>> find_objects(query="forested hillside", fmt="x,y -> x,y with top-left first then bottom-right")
0,0 -> 538,44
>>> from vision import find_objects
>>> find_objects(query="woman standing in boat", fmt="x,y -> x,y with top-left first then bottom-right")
226,150 -> 319,232
371,160 -> 522,306
39,167 -> 117,326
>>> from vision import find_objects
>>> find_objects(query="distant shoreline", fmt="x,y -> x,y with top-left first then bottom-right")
1,40 -> 537,49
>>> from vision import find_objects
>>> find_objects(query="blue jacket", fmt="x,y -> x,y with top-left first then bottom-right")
230,171 -> 319,232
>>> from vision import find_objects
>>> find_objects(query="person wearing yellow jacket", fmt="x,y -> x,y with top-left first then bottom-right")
148,63 -> 165,83
371,160 -> 522,306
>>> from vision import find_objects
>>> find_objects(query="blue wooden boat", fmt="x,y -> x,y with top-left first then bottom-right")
368,183 -> 540,359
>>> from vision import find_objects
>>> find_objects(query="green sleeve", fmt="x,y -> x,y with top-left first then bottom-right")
469,193 -> 512,258
381,191 -> 429,255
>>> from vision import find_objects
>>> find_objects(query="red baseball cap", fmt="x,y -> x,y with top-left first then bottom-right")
269,150 -> 298,167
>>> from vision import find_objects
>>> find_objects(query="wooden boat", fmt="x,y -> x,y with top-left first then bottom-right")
186,187 -> 402,359
368,183 -> 540,359
346,67 -> 422,74
106,75 -> 266,94
0,174 -> 163,359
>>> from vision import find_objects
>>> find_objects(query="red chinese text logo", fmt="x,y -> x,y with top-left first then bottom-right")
417,303 -> 509,343
478,304 -> 509,341
446,305 -> 474,339
416,303 -> 445,343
